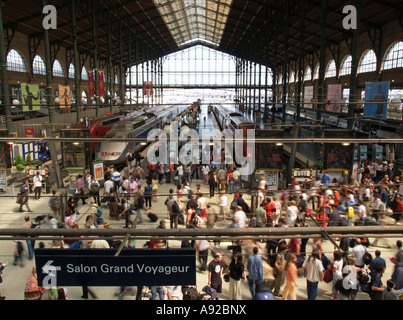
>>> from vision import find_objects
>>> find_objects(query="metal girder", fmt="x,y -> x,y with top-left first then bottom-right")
28,33 -> 42,77
365,22 -> 383,75
4,22 -> 17,54
50,39 -> 63,67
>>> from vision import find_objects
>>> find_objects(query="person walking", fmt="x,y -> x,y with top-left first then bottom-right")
18,180 -> 33,212
282,253 -> 298,300
33,171 -> 43,201
302,251 -> 324,300
227,252 -> 247,300
208,253 -> 224,299
247,247 -> 264,300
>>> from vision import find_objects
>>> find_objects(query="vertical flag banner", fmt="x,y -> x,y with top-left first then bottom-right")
143,81 -> 148,96
364,81 -> 389,119
58,85 -> 71,108
304,86 -> 314,109
326,84 -> 342,112
98,69 -> 105,97
21,83 -> 40,112
88,69 -> 95,97
149,81 -> 153,96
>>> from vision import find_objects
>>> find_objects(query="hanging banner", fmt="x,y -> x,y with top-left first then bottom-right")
98,69 -> 105,97
143,81 -> 148,96
303,86 -> 314,109
88,69 -> 95,97
149,81 -> 153,96
326,84 -> 342,112
364,81 -> 389,119
21,83 -> 40,112
58,85 -> 71,108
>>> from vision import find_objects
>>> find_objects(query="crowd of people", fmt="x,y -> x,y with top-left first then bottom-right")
9,152 -> 403,300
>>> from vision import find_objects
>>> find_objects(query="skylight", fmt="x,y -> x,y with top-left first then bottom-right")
153,0 -> 232,47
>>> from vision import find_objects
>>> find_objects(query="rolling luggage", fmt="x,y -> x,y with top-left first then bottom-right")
256,291 -> 273,300
148,212 -> 158,222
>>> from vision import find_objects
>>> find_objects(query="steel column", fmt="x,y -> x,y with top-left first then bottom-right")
0,1 -> 12,132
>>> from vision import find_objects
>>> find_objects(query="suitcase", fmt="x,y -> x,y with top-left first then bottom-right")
148,212 -> 158,222
256,292 -> 273,300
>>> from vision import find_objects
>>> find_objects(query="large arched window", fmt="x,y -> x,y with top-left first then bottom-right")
304,67 -> 312,81
32,55 -> 46,75
313,64 -> 319,80
289,71 -> 295,83
68,63 -> 75,79
340,55 -> 352,76
383,41 -> 403,70
53,60 -> 65,78
6,49 -> 28,73
358,49 -> 377,73
81,66 -> 88,80
325,60 -> 337,78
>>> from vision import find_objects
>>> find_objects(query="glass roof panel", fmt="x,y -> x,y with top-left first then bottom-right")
153,0 -> 233,47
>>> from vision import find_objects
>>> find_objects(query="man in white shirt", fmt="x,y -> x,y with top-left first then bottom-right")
104,177 -> 114,195
33,171 -> 43,200
357,200 -> 367,225
202,165 -> 210,185
234,206 -> 247,228
351,238 -> 367,268
217,191 -> 228,222
302,252 -> 324,300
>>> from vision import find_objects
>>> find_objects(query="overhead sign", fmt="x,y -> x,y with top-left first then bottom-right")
35,248 -> 196,287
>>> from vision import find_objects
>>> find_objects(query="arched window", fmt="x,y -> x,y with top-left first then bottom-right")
32,55 -> 46,75
358,49 -> 377,73
6,49 -> 28,72
81,66 -> 88,80
68,63 -> 75,79
53,60 -> 65,78
289,71 -> 295,83
313,64 -> 319,80
304,67 -> 312,81
383,41 -> 403,70
325,60 -> 337,78
340,55 -> 352,76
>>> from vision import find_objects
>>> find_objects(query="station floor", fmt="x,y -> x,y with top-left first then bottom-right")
0,177 -> 400,301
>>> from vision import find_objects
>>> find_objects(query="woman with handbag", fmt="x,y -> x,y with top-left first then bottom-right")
227,252 -> 247,300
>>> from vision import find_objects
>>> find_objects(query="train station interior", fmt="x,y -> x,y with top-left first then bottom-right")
0,0 -> 402,303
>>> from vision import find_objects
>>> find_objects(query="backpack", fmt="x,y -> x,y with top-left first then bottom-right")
96,206 -> 103,217
172,201 -> 180,214
51,197 -> 61,210
90,183 -> 100,193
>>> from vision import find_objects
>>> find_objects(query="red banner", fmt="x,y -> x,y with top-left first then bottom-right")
88,69 -> 95,97
98,69 -> 105,97
143,81 -> 147,96
149,81 -> 153,96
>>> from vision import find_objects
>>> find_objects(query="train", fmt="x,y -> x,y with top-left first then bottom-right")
211,105 -> 256,169
76,110 -> 143,153
94,105 -> 185,166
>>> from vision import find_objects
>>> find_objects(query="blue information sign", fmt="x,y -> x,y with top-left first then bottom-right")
35,248 -> 196,287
